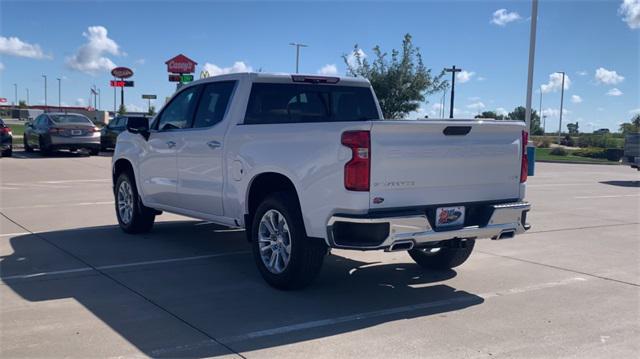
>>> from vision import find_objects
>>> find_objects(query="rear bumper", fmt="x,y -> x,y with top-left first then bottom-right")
327,202 -> 531,250
50,134 -> 100,148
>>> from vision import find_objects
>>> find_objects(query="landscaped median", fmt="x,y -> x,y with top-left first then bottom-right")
535,147 -> 621,165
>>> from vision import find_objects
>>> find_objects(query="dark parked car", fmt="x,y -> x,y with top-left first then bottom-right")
0,119 -> 13,157
24,113 -> 101,156
101,115 -> 149,151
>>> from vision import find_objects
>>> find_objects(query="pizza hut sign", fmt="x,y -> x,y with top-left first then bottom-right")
165,54 -> 197,74
111,67 -> 134,79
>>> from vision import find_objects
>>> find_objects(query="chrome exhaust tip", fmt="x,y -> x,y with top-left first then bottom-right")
497,230 -> 516,240
386,240 -> 415,252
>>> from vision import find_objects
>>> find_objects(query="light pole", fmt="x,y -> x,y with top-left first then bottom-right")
524,0 -> 539,134
13,83 -> 18,106
289,42 -> 308,73
42,75 -> 48,111
56,78 -> 62,111
444,66 -> 461,118
556,71 -> 566,143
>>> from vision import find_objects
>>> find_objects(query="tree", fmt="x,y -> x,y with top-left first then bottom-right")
343,33 -> 446,119
619,114 -> 640,134
567,122 -> 579,135
118,104 -> 127,115
18,100 -> 27,109
508,106 -> 543,135
148,106 -> 156,116
475,111 -> 505,121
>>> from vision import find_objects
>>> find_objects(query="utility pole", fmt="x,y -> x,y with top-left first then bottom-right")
13,83 -> 17,106
42,75 -> 48,111
557,71 -> 566,143
441,88 -> 447,118
444,66 -> 461,118
57,78 -> 62,111
289,42 -> 308,73
524,0 -> 539,134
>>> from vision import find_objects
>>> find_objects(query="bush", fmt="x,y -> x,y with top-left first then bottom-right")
560,135 -> 575,147
573,147 -> 607,159
550,147 -> 568,156
605,148 -> 624,161
577,134 -> 623,149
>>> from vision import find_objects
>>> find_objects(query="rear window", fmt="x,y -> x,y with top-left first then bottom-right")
50,114 -> 92,124
244,83 -> 379,124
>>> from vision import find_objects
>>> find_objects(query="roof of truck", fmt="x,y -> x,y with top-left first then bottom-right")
186,72 -> 372,87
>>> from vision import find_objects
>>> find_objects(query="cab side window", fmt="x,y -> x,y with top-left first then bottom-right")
156,86 -> 200,131
192,81 -> 235,128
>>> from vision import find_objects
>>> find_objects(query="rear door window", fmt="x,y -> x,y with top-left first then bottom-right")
244,83 -> 378,124
192,81 -> 235,128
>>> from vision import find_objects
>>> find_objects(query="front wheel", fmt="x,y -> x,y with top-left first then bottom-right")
251,192 -> 327,290
24,135 -> 33,152
408,239 -> 475,270
115,172 -> 156,234
1,148 -> 12,157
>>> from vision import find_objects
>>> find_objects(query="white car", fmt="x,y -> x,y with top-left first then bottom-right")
112,73 -> 531,289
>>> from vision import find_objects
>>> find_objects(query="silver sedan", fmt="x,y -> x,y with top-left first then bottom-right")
24,113 -> 101,156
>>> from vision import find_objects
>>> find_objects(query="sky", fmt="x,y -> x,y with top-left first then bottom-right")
1,0 -> 638,132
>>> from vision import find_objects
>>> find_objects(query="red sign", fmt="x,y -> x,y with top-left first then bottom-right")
0,98 -> 7,103
111,67 -> 134,79
165,54 -> 197,74
111,80 -> 125,87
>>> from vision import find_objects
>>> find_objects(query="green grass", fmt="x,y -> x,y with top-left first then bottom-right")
8,123 -> 25,137
535,148 -> 617,164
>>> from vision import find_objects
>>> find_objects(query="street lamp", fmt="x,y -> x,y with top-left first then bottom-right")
56,78 -> 62,111
289,42 -> 308,73
444,66 -> 462,118
42,75 -> 48,111
556,71 -> 566,143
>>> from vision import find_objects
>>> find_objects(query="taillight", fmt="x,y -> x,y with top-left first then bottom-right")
520,130 -> 528,183
341,130 -> 370,191
91,126 -> 100,132
49,127 -> 63,134
0,127 -> 10,135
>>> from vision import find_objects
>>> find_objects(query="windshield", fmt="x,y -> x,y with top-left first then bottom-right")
50,114 -> 92,125
245,83 -> 379,124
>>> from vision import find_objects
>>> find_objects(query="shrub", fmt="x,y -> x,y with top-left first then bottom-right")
550,147 -> 568,156
560,135 -> 575,147
577,134 -> 623,149
605,148 -> 624,161
573,147 -> 607,159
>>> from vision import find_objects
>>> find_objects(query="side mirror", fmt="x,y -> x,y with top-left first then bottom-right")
126,117 -> 150,140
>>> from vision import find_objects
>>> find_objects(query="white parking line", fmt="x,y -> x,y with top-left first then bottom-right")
0,251 -> 250,281
1,201 -> 114,210
574,194 -> 640,199
0,232 -> 31,238
217,277 -> 588,344
41,179 -> 110,184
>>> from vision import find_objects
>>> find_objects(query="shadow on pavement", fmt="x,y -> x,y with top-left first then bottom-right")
10,150 -> 112,159
600,180 -> 640,188
1,221 -> 483,357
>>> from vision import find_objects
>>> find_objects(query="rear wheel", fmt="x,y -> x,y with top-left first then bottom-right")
115,171 -> 156,234
38,136 -> 51,156
1,147 -> 11,157
251,192 -> 327,289
23,135 -> 33,152
408,239 -> 475,270
89,148 -> 100,156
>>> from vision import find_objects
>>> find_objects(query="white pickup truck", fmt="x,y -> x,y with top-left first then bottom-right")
112,73 -> 531,289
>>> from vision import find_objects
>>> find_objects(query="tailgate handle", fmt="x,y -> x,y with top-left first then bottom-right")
443,126 -> 472,136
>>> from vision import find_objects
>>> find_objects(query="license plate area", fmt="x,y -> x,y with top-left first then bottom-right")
435,206 -> 465,229
71,130 -> 82,136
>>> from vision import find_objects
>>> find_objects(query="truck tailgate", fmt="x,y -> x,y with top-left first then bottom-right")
369,120 -> 525,209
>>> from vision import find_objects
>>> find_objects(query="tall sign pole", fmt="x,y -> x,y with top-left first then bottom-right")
42,75 -> 48,111
524,0 -> 539,134
289,43 -> 308,73
444,66 -> 461,118
557,71 -> 566,143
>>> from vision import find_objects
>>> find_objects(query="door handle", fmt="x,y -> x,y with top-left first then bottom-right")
166,141 -> 176,148
207,141 -> 222,149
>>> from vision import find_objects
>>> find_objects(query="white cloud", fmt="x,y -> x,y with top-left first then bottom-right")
346,48 -> 366,69
202,61 -> 253,76
467,101 -> 485,110
75,98 -> 86,106
619,0 -> 640,29
496,107 -> 508,116
576,70 -> 588,76
491,9 -> 521,26
0,36 -> 50,59
595,67 -> 624,85
542,107 -> 570,118
476,76 -> 486,81
456,70 -> 475,83
606,88 -> 623,96
468,96 -> 481,101
541,72 -> 571,93
127,103 -> 145,112
571,95 -> 583,103
629,108 -> 640,114
134,58 -> 145,65
317,64 -> 338,75
66,26 -> 122,75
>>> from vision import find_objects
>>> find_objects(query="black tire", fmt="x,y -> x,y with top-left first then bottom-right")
251,191 -> 327,290
39,136 -> 51,156
23,135 -> 33,152
1,148 -> 12,157
408,239 -> 475,270
89,148 -> 100,156
114,171 -> 156,234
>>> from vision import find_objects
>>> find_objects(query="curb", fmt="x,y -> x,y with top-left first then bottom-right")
536,159 -> 621,166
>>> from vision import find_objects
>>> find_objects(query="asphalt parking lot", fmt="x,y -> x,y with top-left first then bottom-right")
1,151 -> 639,358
